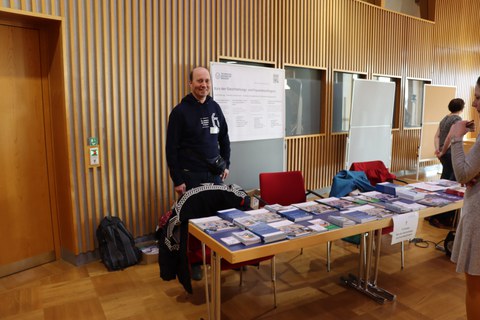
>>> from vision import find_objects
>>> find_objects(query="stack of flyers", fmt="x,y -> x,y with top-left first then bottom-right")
292,201 -> 339,215
268,220 -> 313,238
232,230 -> 261,246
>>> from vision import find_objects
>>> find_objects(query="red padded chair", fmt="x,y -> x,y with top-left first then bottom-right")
259,171 -> 310,206
258,171 -> 332,271
349,160 -> 406,269
349,161 -> 397,186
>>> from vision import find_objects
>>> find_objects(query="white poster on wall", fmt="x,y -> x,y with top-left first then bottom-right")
210,62 -> 285,142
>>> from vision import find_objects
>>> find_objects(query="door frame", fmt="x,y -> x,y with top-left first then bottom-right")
0,8 -> 71,275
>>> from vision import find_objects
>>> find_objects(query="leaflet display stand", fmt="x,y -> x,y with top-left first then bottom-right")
346,79 -> 396,169
416,85 -> 456,180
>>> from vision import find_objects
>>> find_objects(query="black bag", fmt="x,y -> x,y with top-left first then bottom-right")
444,230 -> 456,257
96,216 -> 142,271
206,155 -> 227,175
186,148 -> 226,176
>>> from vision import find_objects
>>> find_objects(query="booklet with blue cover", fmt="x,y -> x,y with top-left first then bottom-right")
292,201 -> 339,215
315,197 -> 360,210
340,210 -> 377,224
190,216 -> 239,234
375,182 -> 402,196
232,230 -> 262,245
277,208 -> 313,222
323,213 -> 356,227
217,208 -> 249,222
268,220 -> 313,239
248,222 -> 287,243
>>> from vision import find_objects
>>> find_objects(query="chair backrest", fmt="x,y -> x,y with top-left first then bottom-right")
349,160 -> 396,186
259,171 -> 307,206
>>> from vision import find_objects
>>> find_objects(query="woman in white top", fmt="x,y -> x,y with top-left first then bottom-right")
449,76 -> 480,320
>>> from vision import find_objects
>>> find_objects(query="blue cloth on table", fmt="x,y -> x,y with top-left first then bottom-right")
329,170 -> 375,198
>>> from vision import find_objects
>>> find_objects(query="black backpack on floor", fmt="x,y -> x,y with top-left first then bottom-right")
96,216 -> 142,271
444,230 -> 456,257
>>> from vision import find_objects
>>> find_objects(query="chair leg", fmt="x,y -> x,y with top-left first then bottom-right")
239,267 -> 243,286
271,256 -> 277,308
326,241 -> 331,272
400,241 -> 405,270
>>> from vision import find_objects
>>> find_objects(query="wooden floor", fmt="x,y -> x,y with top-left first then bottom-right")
0,170 -> 466,319
0,220 -> 464,320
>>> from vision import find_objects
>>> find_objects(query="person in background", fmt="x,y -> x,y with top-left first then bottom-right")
431,98 -> 465,227
435,98 -> 465,180
165,66 -> 231,281
449,76 -> 480,320
166,66 -> 230,196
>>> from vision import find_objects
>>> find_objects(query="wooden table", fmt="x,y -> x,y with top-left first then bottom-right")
189,201 -> 463,320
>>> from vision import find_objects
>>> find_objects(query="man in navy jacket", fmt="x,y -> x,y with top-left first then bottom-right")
166,66 -> 231,196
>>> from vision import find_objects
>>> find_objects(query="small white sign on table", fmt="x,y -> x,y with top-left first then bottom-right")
391,211 -> 419,245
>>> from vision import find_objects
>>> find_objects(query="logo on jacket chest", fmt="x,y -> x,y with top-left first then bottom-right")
200,117 -> 209,128
200,113 -> 220,133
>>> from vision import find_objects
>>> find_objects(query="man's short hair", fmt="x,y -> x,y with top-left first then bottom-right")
189,66 -> 208,82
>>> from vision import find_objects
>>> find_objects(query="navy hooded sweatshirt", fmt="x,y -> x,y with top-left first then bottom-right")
166,93 -> 230,186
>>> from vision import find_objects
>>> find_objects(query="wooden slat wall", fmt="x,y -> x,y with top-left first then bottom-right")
3,0 -> 480,255
433,0 -> 480,132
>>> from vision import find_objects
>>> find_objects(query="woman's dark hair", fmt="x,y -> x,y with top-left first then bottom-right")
477,76 -> 480,86
448,98 -> 465,113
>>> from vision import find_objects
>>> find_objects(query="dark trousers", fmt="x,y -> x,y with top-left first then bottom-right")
181,170 -> 223,191
440,151 -> 456,181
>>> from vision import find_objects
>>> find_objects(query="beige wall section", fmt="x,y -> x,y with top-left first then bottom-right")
2,0 -> 480,257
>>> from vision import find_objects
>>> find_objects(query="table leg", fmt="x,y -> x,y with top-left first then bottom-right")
366,229 -> 396,301
364,230 -> 374,290
356,233 -> 365,285
341,230 -> 392,304
202,243 -> 211,320
372,229 -> 382,286
211,251 -> 222,320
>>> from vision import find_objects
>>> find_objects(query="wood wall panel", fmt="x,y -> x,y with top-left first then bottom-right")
329,0 -> 371,72
282,0 -> 327,68
405,19 -> 434,79
432,0 -> 480,136
370,9 -> 406,77
286,134 -> 346,191
391,129 -> 421,173
218,0 -> 281,65
3,0 -> 480,256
